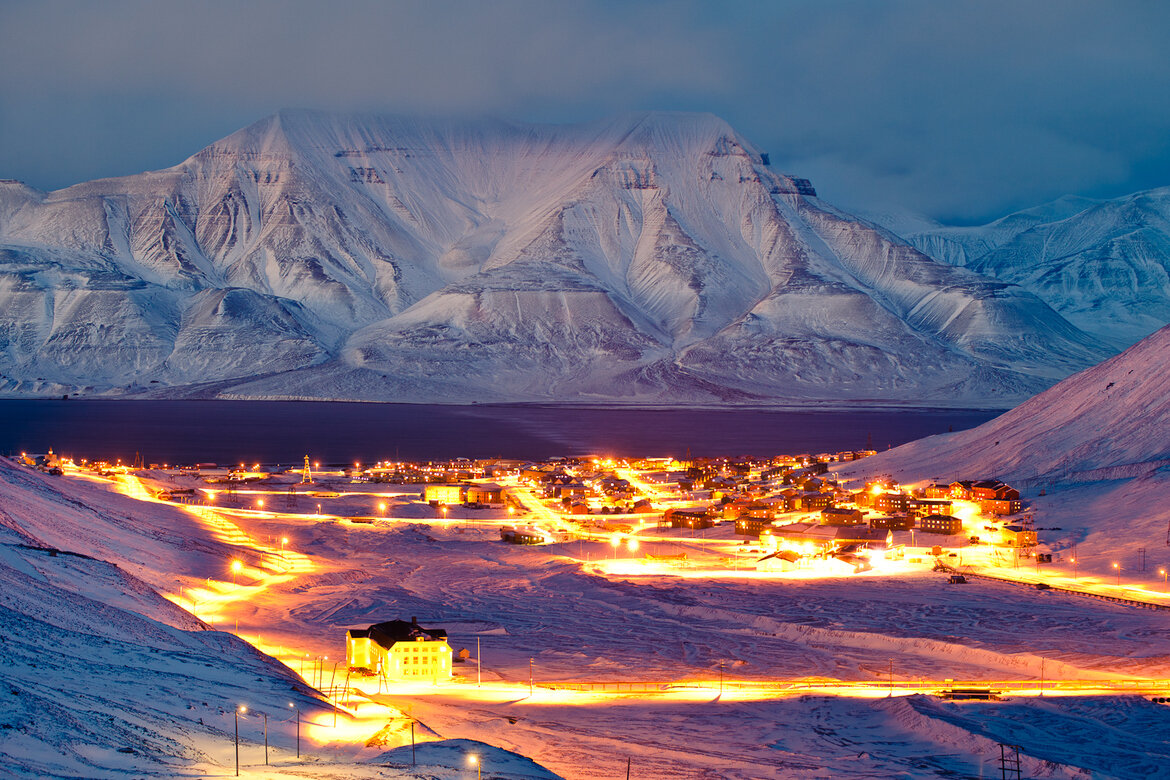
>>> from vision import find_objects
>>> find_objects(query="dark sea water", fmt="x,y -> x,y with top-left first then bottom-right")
0,400 -> 1003,464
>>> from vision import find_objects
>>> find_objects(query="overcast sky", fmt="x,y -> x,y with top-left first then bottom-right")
1,0 -> 1168,224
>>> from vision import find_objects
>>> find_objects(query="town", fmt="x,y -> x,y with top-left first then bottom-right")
10,445 -> 1170,779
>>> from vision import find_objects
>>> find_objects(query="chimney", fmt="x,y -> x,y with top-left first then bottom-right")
412,616 -> 418,626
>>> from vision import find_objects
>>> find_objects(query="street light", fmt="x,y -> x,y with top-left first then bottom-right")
280,537 -> 289,557
1161,568 -> 1167,592
289,703 -> 300,758
468,754 -> 481,780
235,705 -> 247,776
1113,562 -> 1121,586
256,498 -> 264,510
378,502 -> 387,516
231,559 -> 243,586
1070,557 -> 1077,580
610,533 -> 621,560
627,537 -> 639,556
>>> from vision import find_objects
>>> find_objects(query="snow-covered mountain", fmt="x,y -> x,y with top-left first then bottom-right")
905,188 -> 1170,347
0,111 -> 1112,404
844,323 -> 1170,484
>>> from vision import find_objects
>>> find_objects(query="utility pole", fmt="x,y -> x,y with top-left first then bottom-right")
529,657 -> 534,696
888,659 -> 894,697
411,720 -> 416,765
477,636 -> 482,687
263,711 -> 268,765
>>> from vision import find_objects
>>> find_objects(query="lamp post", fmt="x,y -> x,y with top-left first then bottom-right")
289,703 -> 300,758
256,498 -> 264,511
262,711 -> 268,765
529,657 -> 535,696
477,636 -> 481,687
280,536 -> 289,559
1113,562 -> 1121,587
235,705 -> 246,776
468,754 -> 481,780
1071,556 -> 1077,580
610,533 -> 621,561
231,559 -> 243,586
1161,568 -> 1168,592
627,537 -> 639,557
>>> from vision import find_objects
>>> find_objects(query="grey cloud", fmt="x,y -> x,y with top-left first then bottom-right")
1,0 -> 1168,224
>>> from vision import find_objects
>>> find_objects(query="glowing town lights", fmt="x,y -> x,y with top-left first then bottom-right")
378,502 -> 387,515
1113,562 -> 1121,586
1161,569 -> 1167,591
256,498 -> 264,509
231,559 -> 243,586
468,754 -> 481,780
627,537 -> 640,554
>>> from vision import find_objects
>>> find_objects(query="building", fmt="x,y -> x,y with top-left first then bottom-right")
664,509 -> 716,529
756,549 -> 802,572
980,498 -> 1023,516
919,514 -> 963,535
970,480 -> 1020,502
500,526 -> 544,544
923,483 -> 952,499
1001,524 -> 1037,547
735,516 -> 775,537
771,521 -> 890,549
466,482 -> 505,505
345,618 -> 451,681
821,507 -> 864,526
874,492 -> 911,514
797,491 -> 832,511
423,484 -> 466,504
869,514 -> 914,531
911,499 -> 953,517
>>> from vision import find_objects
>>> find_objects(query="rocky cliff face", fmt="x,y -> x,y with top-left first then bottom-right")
0,110 -> 1109,404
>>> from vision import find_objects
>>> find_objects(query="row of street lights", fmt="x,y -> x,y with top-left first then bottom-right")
232,703 -> 301,775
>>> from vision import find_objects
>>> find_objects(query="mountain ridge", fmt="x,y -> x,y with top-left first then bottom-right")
0,110 -> 1110,404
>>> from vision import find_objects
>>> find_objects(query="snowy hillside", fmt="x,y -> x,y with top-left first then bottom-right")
0,460 -> 323,777
844,323 -> 1170,484
906,188 -> 1170,346
0,111 -> 1110,404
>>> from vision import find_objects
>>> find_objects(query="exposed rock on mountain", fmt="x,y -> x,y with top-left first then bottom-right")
905,188 -> 1170,347
0,111 -> 1111,404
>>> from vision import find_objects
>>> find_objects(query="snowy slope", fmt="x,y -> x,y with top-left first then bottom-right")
844,323 -> 1170,483
906,188 -> 1170,346
0,462 -> 325,777
0,111 -> 1110,404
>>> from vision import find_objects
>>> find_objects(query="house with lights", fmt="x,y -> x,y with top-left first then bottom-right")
345,618 -> 452,682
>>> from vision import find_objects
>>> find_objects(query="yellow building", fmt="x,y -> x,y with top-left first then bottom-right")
345,619 -> 452,682
1001,524 -> 1038,548
423,484 -> 466,504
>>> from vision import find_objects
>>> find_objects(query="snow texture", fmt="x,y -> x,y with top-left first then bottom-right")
905,187 -> 1170,347
0,111 -> 1110,405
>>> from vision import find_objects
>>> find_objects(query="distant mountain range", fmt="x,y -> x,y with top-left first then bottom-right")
903,188 -> 1170,348
0,110 -> 1128,404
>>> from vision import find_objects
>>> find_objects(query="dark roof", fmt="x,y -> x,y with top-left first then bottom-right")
349,620 -> 447,649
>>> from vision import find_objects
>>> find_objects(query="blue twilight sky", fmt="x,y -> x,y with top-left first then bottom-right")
1,0 -> 1168,225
